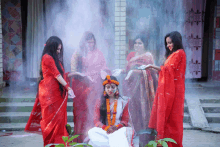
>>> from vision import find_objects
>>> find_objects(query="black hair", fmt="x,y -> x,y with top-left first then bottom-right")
77,32 -> 96,72
99,76 -> 120,125
39,36 -> 64,96
133,33 -> 149,51
164,31 -> 184,59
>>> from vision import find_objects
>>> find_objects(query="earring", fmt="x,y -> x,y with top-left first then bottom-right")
104,91 -> 107,96
115,91 -> 119,97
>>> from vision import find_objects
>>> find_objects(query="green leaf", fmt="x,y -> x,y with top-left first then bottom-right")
70,143 -> 92,147
69,142 -> 77,145
62,136 -> 69,143
158,140 -> 162,145
66,124 -> 72,134
68,135 -> 80,142
163,138 -> 177,144
71,130 -> 75,136
147,141 -> 157,147
55,144 -> 65,147
144,144 -> 154,147
161,141 -> 168,147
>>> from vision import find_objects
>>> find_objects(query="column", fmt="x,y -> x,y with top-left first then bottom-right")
0,1 -> 5,96
115,0 -> 126,69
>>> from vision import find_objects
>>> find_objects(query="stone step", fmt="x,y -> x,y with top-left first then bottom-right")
201,103 -> 220,113
183,113 -> 190,123
200,99 -> 220,103
205,113 -> 220,123
0,112 -> 191,123
0,112 -> 74,123
0,101 -> 188,112
0,102 -> 74,112
183,123 -> 193,130
0,122 -> 194,132
0,97 -> 73,103
202,123 -> 220,133
184,104 -> 188,113
0,122 -> 74,131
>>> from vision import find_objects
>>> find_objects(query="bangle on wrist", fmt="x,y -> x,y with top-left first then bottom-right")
116,124 -> 123,129
102,125 -> 107,130
104,126 -> 111,131
64,84 -> 70,90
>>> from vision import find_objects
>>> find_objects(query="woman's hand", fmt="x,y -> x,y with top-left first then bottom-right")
68,72 -> 86,77
87,76 -> 94,82
100,70 -> 108,80
107,125 -> 118,134
112,69 -> 123,77
68,87 -> 75,98
125,70 -> 133,80
137,64 -> 152,70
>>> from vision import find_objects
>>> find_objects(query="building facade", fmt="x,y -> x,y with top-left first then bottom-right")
1,0 -> 220,84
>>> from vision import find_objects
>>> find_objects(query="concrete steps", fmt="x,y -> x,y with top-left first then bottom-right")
184,97 -> 220,132
0,97 -> 192,131
0,122 -> 75,131
0,112 -> 74,123
200,99 -> 220,132
0,96 -> 74,131
201,103 -> 220,113
0,102 -> 74,112
1,96 -> 219,132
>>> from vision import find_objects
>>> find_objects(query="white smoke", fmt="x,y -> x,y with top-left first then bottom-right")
45,0 -> 115,71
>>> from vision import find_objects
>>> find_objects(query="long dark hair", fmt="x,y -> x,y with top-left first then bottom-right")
77,31 -> 96,72
164,31 -> 184,59
133,33 -> 149,51
100,76 -> 119,125
39,36 -> 64,95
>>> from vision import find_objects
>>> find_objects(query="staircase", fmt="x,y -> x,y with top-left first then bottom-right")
0,96 -> 74,131
200,98 -> 220,132
0,96 -> 192,131
0,85 -> 74,131
183,101 -> 193,129
1,86 -> 220,132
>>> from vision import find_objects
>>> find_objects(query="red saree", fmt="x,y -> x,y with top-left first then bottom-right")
71,49 -> 110,143
25,54 -> 69,146
72,77 -> 93,142
124,52 -> 158,147
148,49 -> 186,147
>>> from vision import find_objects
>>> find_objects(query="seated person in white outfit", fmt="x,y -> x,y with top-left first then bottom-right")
88,75 -> 133,147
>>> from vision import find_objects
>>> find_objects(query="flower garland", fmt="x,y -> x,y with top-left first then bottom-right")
104,98 -> 117,131
102,75 -> 119,86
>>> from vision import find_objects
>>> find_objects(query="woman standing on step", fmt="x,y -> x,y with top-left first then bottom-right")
25,36 -> 75,147
144,31 -> 186,147
69,31 -> 110,143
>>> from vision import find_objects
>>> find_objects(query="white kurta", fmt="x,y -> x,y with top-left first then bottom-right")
88,127 -> 133,147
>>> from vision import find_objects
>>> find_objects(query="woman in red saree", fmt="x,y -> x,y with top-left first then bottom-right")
25,36 -> 75,146
69,32 -> 110,142
122,34 -> 158,147
146,31 -> 186,147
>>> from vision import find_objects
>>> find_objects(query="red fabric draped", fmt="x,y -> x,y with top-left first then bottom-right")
148,49 -> 186,147
25,54 -> 69,146
71,46 -> 111,143
123,52 -> 158,147
72,77 -> 93,142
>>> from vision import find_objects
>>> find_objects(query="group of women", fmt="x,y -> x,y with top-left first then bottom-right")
25,30 -> 186,147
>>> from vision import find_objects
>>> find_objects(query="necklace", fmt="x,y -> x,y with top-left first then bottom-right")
106,98 -> 117,126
